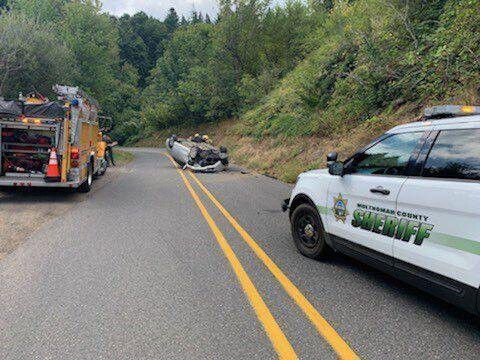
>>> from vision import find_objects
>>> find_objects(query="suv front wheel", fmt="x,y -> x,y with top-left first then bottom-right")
291,203 -> 328,259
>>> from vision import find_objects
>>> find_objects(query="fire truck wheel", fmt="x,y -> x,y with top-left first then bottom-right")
78,162 -> 93,193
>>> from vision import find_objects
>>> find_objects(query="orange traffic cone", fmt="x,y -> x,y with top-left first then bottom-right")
45,148 -> 61,182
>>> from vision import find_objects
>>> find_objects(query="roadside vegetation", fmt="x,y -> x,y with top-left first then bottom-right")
137,0 -> 480,182
113,149 -> 135,166
1,0 -> 479,181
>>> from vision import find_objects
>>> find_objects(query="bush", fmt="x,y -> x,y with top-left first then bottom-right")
236,0 -> 471,139
420,0 -> 480,99
0,12 -> 75,98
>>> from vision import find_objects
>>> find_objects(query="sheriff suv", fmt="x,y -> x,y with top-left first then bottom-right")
284,105 -> 480,315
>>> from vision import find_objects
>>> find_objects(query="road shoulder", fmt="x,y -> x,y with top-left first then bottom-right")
0,154 -> 134,260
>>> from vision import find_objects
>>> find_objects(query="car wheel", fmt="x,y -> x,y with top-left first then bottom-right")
78,162 -> 93,193
291,203 -> 328,259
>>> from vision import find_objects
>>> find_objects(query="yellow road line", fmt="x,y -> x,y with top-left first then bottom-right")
165,155 -> 297,359
188,171 -> 360,360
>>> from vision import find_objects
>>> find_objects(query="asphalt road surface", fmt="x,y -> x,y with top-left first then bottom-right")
1,148 -> 479,359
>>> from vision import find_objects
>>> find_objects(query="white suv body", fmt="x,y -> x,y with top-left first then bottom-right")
286,108 -> 480,314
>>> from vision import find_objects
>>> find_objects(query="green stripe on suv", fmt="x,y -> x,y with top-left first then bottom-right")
427,233 -> 480,255
317,205 -> 330,215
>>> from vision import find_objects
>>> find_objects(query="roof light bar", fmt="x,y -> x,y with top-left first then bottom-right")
424,105 -> 480,119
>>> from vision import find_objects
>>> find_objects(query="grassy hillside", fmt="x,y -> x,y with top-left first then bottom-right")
237,0 -> 479,139
135,0 -> 479,182
136,102 -> 418,182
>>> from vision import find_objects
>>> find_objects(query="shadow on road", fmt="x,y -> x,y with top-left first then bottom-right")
0,186 -> 80,204
320,251 -> 480,331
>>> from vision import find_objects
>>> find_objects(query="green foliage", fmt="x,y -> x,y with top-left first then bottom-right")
164,8 -> 179,33
117,15 -> 151,85
9,0 -> 69,23
119,12 -> 167,86
2,0 -> 479,147
111,107 -> 142,144
240,0 -> 472,138
61,1 -> 119,108
142,0 -> 318,132
0,12 -> 75,97
0,0 -> 139,144
143,23 -> 232,126
420,0 -> 480,98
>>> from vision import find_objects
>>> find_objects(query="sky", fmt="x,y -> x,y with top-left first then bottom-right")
101,0 -> 219,20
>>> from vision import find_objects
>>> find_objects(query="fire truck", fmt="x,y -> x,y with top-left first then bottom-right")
0,85 -> 108,192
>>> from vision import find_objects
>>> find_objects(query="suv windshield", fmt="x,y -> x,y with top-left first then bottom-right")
348,132 -> 423,175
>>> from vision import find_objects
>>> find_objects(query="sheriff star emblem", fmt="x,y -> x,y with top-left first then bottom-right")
332,193 -> 349,223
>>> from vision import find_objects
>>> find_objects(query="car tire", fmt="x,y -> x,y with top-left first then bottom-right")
78,162 -> 93,193
291,203 -> 328,259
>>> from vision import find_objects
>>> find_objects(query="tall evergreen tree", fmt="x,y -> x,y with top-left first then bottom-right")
116,12 -> 167,87
164,7 -> 179,34
180,15 -> 189,26
191,10 -> 200,24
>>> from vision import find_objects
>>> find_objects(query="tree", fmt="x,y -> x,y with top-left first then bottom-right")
164,7 -> 179,34
9,0 -> 70,24
117,15 -> 150,85
61,1 -> 120,106
191,10 -> 201,24
117,12 -> 167,86
180,15 -> 189,26
144,23 -> 220,126
309,0 -> 334,12
214,0 -> 270,76
130,12 -> 167,62
205,14 -> 212,24
0,12 -> 75,97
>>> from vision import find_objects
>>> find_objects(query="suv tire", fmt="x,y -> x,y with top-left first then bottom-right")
291,203 -> 328,259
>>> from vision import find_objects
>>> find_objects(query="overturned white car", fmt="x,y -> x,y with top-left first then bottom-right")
166,135 -> 229,172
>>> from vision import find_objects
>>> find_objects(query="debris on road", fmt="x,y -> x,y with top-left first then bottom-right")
166,134 -> 228,173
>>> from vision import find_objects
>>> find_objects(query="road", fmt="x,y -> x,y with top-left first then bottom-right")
0,165 -> 129,258
1,148 -> 479,359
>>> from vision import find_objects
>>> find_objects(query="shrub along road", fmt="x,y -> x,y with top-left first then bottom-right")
1,149 -> 479,359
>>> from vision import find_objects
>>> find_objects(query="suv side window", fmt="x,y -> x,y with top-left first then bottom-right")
422,129 -> 480,180
348,132 -> 423,176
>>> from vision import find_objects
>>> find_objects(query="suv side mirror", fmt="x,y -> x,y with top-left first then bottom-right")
326,152 -> 338,162
327,151 -> 344,176
328,161 -> 344,176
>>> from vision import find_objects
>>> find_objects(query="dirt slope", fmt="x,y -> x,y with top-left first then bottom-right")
136,103 -> 421,182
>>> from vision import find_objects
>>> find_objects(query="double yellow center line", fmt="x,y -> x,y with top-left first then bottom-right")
166,154 -> 359,359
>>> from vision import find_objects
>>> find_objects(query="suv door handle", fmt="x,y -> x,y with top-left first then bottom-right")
370,187 -> 390,195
